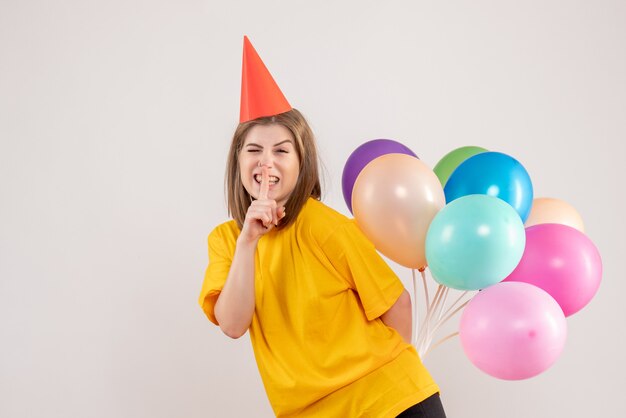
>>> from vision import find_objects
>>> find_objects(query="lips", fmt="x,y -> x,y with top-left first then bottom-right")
254,174 -> 279,185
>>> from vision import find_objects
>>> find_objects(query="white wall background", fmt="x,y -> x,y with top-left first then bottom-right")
1,0 -> 624,417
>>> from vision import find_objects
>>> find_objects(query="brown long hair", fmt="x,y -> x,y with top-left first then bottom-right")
225,108 -> 322,230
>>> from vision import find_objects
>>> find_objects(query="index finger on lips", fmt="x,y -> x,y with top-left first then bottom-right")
259,165 -> 270,201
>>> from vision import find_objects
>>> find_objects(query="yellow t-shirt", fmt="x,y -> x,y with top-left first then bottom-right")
199,198 -> 439,417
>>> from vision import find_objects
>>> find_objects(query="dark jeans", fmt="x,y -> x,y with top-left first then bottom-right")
396,393 -> 447,418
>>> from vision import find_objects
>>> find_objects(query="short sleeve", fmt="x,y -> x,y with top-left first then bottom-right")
198,225 -> 235,325
320,220 -> 404,321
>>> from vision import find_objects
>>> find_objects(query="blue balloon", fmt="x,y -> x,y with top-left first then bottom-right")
425,195 -> 526,291
444,151 -> 533,222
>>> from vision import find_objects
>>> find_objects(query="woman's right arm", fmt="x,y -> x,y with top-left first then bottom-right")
213,236 -> 258,339
213,167 -> 285,338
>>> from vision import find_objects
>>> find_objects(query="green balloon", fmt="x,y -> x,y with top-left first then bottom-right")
425,195 -> 526,291
433,146 -> 488,187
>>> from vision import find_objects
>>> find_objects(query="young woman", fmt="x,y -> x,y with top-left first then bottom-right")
199,37 -> 446,418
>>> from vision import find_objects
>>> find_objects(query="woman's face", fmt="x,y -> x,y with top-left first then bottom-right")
239,124 -> 300,208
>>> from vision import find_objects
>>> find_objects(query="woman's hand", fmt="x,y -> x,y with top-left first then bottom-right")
239,166 -> 286,244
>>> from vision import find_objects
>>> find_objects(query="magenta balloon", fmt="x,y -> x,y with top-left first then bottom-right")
460,282 -> 567,380
342,139 -> 418,213
503,223 -> 602,317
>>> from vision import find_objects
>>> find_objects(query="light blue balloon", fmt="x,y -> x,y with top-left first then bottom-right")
425,195 -> 526,290
444,151 -> 534,223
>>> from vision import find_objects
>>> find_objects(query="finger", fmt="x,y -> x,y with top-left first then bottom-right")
261,212 -> 273,229
264,212 -> 272,228
248,203 -> 277,228
272,207 -> 285,226
259,165 -> 270,200
264,208 -> 273,228
272,205 -> 279,226
246,208 -> 271,227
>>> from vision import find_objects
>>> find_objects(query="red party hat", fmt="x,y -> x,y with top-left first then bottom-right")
240,36 -> 292,123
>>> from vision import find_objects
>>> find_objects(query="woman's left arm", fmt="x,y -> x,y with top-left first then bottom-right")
380,290 -> 412,344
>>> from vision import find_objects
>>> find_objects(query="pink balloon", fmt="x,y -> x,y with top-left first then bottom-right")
503,223 -> 602,317
460,282 -> 567,380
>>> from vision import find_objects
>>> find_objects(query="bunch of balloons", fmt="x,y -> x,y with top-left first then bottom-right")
343,141 -> 603,381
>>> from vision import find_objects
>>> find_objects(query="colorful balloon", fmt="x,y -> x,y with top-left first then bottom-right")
352,154 -> 445,269
444,151 -> 534,222
525,197 -> 585,232
342,139 -> 417,213
433,145 -> 488,187
503,224 -> 602,317
460,282 -> 567,380
425,194 -> 525,290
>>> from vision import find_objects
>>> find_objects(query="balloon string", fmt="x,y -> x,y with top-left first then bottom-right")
411,269 -> 419,346
415,269 -> 430,348
431,299 -> 472,337
423,332 -> 460,358
414,271 -> 429,351
420,269 -> 430,309
417,284 -> 445,357
410,268 -> 475,358
426,285 -> 447,353
436,286 -> 450,323
437,296 -> 473,329
440,291 -> 469,321
420,269 -> 439,354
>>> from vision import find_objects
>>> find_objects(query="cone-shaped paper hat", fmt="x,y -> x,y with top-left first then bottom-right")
240,36 -> 292,123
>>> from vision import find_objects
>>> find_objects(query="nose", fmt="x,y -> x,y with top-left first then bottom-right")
258,153 -> 273,168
